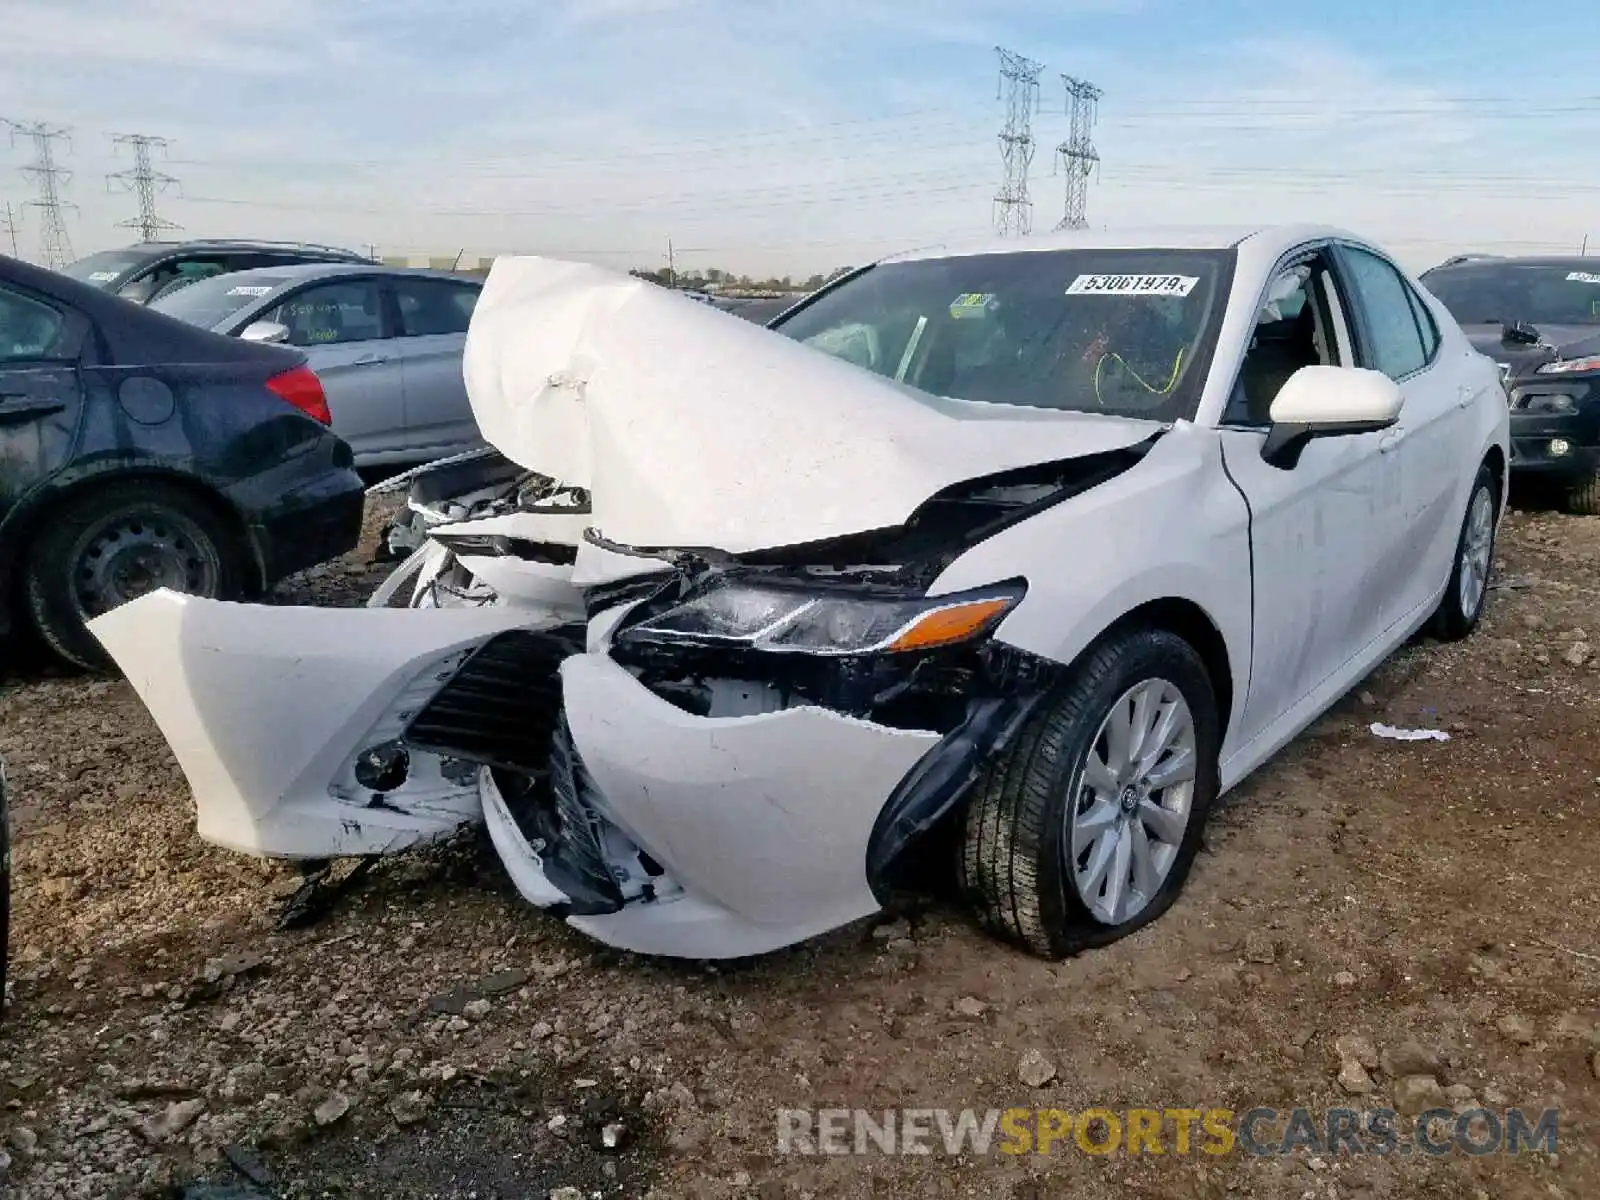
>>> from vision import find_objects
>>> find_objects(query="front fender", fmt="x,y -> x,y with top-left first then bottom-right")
928,424 -> 1254,760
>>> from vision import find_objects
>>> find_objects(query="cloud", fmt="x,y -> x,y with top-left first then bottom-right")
0,0 -> 351,71
1,6 -> 1596,274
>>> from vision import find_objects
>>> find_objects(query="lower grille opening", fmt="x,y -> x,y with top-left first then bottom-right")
404,627 -> 584,772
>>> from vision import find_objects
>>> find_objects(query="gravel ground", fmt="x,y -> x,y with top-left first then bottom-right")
0,498 -> 1597,1199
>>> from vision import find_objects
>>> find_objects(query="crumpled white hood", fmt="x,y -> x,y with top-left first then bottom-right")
464,257 -> 1162,562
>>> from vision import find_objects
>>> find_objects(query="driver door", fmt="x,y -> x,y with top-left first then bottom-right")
1215,248 -> 1406,748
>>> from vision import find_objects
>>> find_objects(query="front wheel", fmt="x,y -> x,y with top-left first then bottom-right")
959,627 -> 1221,959
1430,464 -> 1498,641
23,481 -> 242,670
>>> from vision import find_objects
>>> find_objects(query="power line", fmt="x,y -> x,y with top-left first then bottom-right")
5,121 -> 75,268
107,133 -> 180,242
1055,75 -> 1102,231
993,46 -> 1045,237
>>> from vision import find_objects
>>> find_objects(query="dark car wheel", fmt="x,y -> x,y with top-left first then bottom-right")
1565,472 -> 1600,517
959,627 -> 1221,959
1430,464 -> 1498,642
24,481 -> 243,671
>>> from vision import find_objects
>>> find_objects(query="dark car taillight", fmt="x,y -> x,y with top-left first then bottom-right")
266,365 -> 333,425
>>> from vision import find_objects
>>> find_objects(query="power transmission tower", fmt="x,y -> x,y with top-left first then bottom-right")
5,121 -> 76,267
1,202 -> 18,258
107,133 -> 180,242
1055,76 -> 1103,231
993,47 -> 1045,237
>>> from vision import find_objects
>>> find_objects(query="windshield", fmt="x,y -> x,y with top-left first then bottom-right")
769,248 -> 1235,420
60,250 -> 147,288
1422,263 -> 1600,327
150,274 -> 290,330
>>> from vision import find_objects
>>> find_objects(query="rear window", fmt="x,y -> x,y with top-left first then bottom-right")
60,250 -> 147,288
149,273 -> 292,330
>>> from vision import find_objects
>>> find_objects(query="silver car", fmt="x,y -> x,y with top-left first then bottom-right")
149,263 -> 485,466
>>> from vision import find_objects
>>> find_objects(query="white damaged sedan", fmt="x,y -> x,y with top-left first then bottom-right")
90,226 -> 1509,961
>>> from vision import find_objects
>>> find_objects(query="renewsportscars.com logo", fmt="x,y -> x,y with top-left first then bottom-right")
777,1106 -> 1559,1158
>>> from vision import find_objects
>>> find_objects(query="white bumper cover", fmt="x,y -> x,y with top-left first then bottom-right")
480,653 -> 941,958
89,592 -> 550,858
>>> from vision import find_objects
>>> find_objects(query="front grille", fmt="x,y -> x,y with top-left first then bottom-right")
490,719 -> 623,915
403,626 -> 584,772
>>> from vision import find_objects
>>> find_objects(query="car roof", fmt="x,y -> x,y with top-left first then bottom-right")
128,239 -> 369,258
1,252 -> 304,369
195,262 -> 480,287
885,224 -> 1380,274
1423,255 -> 1600,272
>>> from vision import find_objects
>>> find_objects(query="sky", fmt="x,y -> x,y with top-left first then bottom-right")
3,0 -> 1600,277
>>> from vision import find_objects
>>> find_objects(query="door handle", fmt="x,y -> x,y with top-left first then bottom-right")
351,354 -> 389,367
1378,427 -> 1405,454
1457,383 -> 1476,409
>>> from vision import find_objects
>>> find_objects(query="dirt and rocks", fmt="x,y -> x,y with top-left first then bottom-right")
0,500 -> 1597,1199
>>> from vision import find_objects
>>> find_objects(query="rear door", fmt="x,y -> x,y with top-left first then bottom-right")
261,277 -> 403,463
0,282 -> 87,526
387,277 -> 482,457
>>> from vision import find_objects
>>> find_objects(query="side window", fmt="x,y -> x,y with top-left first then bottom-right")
267,280 -> 385,347
393,279 -> 479,337
226,253 -> 289,272
119,257 -> 231,304
1405,284 -> 1440,361
0,287 -> 69,363
1225,257 -> 1342,425
1339,247 -> 1428,380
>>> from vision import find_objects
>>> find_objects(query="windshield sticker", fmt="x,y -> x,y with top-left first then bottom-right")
226,285 -> 274,297
87,271 -> 118,282
1066,274 -> 1200,298
949,292 -> 996,319
1566,271 -> 1600,285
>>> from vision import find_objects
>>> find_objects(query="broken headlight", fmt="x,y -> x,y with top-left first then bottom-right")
616,580 -> 1025,656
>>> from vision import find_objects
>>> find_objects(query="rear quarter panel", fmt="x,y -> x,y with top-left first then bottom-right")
0,362 -> 353,611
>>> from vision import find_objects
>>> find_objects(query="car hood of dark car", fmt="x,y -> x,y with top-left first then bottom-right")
1461,323 -> 1600,380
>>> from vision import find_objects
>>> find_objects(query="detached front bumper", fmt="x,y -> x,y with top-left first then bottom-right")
476,653 -> 941,959
88,592 -> 552,859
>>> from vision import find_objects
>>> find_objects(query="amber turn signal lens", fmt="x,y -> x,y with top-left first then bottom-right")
886,596 -> 1015,653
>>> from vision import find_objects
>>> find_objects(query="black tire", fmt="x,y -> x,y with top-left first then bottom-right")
1565,472 -> 1600,517
959,627 -> 1221,959
1430,464 -> 1498,642
23,480 -> 242,671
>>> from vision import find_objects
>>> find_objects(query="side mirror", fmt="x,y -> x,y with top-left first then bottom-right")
240,320 -> 290,345
1261,365 -> 1403,470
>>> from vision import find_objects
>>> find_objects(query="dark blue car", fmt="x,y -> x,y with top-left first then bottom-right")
0,253 -> 365,669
